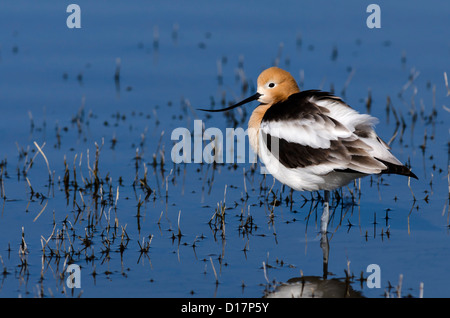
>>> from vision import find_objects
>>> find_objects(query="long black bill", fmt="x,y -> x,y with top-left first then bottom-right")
197,93 -> 261,112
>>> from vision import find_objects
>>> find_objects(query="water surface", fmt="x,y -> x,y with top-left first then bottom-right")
0,1 -> 449,298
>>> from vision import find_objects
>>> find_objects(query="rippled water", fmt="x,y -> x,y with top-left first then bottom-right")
0,1 -> 449,298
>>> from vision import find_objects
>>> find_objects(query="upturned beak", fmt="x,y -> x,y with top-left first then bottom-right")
198,93 -> 261,112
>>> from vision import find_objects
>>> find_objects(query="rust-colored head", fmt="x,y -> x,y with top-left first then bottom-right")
197,67 -> 300,113
256,67 -> 300,104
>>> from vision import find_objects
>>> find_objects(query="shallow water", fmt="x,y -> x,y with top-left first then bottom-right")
0,1 -> 449,298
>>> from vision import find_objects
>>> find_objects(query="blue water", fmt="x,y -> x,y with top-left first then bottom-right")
0,1 -> 449,298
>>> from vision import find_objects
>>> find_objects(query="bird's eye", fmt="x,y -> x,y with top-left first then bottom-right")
268,82 -> 275,88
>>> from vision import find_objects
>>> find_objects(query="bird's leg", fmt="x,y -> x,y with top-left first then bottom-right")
320,190 -> 330,234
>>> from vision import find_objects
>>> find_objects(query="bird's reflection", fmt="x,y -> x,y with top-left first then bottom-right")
264,232 -> 364,298
320,232 -> 329,281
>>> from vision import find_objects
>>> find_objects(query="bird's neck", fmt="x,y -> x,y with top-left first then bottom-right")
248,104 -> 271,155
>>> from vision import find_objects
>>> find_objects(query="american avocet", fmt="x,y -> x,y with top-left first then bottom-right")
199,67 -> 417,234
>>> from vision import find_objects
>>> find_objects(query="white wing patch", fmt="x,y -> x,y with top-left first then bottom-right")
313,97 -> 379,131
313,97 -> 403,166
260,114 -> 352,149
261,96 -> 382,150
